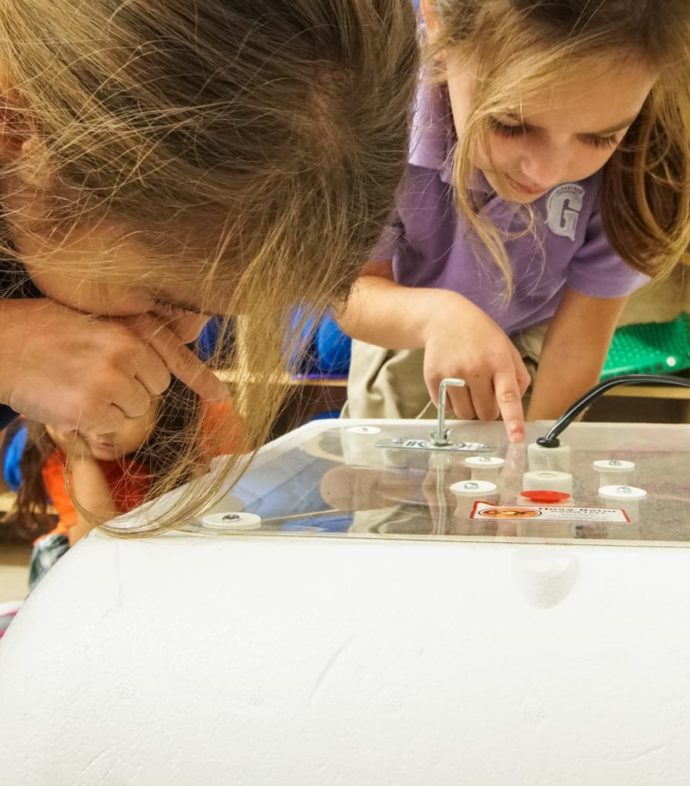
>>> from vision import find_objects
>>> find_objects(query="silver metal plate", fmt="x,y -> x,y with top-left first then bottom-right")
375,438 -> 492,453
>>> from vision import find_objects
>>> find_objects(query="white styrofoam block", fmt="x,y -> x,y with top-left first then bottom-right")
2,533 -> 690,785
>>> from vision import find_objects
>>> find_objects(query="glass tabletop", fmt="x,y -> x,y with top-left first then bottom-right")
176,418 -> 690,547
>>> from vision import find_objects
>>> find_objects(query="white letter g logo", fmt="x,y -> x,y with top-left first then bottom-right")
546,184 -> 585,241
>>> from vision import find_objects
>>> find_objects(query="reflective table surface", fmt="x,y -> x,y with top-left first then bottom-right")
176,418 -> 690,547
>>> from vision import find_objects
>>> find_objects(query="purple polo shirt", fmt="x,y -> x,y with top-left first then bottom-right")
373,83 -> 647,335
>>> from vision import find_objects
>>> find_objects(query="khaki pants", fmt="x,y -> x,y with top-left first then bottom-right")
343,323 -> 548,419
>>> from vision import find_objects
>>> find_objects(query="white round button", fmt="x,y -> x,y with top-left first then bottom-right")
201,512 -> 262,531
464,456 -> 505,468
522,470 -> 573,493
598,485 -> 647,501
347,426 -> 381,435
450,480 -> 497,496
592,459 -> 635,472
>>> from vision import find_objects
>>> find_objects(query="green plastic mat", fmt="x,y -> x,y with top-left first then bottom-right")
602,313 -> 690,380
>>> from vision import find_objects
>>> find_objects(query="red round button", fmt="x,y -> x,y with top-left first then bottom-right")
520,490 -> 571,504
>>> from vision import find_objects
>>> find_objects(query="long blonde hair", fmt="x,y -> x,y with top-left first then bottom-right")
428,0 -> 690,291
0,0 -> 418,533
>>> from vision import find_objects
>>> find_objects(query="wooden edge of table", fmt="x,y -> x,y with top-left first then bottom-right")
602,385 -> 690,400
215,369 -> 689,398
214,369 -> 348,388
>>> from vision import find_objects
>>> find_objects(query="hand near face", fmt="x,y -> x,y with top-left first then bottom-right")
1,299 -> 226,434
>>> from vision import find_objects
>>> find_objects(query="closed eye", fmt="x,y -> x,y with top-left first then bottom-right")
488,117 -> 528,137
152,296 -> 204,315
581,133 -> 620,149
489,116 -> 626,150
152,298 -> 182,316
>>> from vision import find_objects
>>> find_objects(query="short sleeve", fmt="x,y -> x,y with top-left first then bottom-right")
567,209 -> 649,298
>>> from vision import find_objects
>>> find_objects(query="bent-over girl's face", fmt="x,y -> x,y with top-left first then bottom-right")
445,54 -> 656,203
27,268 -> 211,344
6,211 -> 218,342
80,397 -> 159,461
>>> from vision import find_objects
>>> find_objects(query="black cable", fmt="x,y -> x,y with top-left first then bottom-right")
537,374 -> 690,448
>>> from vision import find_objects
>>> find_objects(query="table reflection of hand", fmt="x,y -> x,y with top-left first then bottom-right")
449,441 -> 526,538
422,448 -> 524,538
419,455 -> 481,536
319,456 -> 521,539
405,456 -> 508,537
319,465 -> 416,511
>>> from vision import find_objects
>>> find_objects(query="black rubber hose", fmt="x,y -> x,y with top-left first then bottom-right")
536,374 -> 690,448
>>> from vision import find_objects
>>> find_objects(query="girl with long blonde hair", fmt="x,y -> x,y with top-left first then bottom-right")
340,0 -> 690,440
0,1 -> 418,532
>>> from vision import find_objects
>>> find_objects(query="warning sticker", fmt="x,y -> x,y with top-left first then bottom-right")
470,502 -> 630,524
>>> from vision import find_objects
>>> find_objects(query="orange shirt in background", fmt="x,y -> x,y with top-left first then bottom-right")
38,400 -> 244,539
41,453 -> 151,537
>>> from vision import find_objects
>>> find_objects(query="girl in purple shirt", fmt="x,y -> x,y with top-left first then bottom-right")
340,0 -> 690,442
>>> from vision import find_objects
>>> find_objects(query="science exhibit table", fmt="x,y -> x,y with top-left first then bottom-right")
1,419 -> 689,785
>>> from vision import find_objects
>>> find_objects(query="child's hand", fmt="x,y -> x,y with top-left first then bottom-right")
0,299 -> 227,434
422,294 -> 531,442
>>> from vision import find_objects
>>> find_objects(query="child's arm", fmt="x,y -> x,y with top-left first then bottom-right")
338,263 -> 531,441
46,428 -> 117,546
526,289 -> 628,421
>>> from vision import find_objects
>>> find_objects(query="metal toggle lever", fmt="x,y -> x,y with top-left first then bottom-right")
374,378 -> 492,454
429,378 -> 466,447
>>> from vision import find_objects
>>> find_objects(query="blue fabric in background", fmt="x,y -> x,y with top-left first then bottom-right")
289,308 -> 351,377
314,312 -> 351,376
288,308 -> 319,374
3,423 -> 27,491
195,317 -> 234,363
282,515 -> 354,533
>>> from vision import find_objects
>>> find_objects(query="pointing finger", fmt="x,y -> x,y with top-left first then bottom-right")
493,368 -> 525,442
